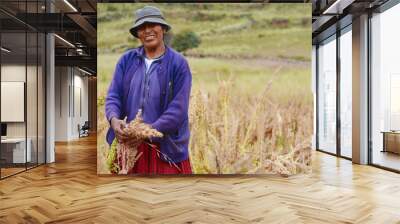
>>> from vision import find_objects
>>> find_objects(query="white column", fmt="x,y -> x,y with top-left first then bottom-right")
45,0 -> 55,163
352,14 -> 369,164
46,33 -> 55,163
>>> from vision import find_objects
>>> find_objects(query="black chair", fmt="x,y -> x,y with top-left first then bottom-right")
78,121 -> 90,138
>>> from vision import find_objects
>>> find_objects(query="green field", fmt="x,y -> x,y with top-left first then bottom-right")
98,3 -> 310,59
97,3 -> 312,174
98,54 -> 311,102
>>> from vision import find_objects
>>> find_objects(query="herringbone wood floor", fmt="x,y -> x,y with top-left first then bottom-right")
1,135 -> 400,224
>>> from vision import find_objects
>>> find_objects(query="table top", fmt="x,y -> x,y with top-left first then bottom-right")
1,138 -> 30,143
381,131 -> 400,134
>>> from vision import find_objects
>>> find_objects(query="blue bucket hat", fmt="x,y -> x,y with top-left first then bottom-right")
129,6 -> 171,38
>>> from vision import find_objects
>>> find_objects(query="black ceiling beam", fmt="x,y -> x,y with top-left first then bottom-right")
55,47 -> 96,57
0,8 -> 37,31
312,15 -> 337,38
0,18 -> 28,31
55,55 -> 96,74
312,14 -> 352,44
55,55 -> 96,66
86,0 -> 97,12
312,0 -> 383,43
66,14 -> 96,38
12,13 -> 82,32
312,0 -> 390,28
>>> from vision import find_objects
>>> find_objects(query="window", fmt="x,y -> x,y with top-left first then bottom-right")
339,26 -> 352,158
370,2 -> 400,171
317,35 -> 337,154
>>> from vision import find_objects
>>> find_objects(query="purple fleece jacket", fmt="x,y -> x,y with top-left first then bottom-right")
105,45 -> 192,163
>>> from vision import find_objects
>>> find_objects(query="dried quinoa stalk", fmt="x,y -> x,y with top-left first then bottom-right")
106,138 -> 120,174
107,110 -> 180,174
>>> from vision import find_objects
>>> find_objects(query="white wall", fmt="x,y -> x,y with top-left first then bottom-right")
72,72 -> 89,138
1,65 -> 26,139
1,65 -> 39,137
1,65 -> 26,81
55,67 -> 69,141
1,63 -> 46,164
54,67 -> 89,141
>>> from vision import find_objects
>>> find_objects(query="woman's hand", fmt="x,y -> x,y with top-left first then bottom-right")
111,117 -> 129,142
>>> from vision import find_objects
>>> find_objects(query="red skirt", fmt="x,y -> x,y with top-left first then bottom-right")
128,142 -> 192,174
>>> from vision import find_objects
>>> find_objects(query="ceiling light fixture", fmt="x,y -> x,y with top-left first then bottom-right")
78,67 -> 93,76
54,34 -> 75,48
63,0 -> 78,12
1,47 -> 11,53
322,0 -> 355,15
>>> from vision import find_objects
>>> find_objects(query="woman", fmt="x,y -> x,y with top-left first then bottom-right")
105,6 -> 192,174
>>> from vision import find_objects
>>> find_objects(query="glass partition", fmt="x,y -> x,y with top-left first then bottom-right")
38,32 -> 45,165
0,0 -> 46,179
0,21 -> 28,178
27,18 -> 38,168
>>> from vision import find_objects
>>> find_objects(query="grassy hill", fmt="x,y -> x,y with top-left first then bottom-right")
98,3 -> 310,60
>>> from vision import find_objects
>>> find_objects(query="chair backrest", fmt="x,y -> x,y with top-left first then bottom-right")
82,121 -> 90,129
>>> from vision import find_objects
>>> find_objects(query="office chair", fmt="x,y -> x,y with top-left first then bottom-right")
78,121 -> 90,138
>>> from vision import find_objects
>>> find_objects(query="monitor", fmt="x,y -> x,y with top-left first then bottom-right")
1,123 -> 7,137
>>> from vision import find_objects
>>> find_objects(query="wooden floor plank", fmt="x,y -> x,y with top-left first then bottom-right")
0,134 -> 400,223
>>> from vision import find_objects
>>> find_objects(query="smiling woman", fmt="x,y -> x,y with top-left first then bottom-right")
137,23 -> 166,58
104,6 -> 193,175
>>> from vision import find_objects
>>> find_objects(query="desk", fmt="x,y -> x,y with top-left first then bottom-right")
1,138 -> 31,163
381,131 -> 400,154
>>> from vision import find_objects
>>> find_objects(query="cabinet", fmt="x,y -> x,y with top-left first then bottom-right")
0,138 -> 32,166
382,132 -> 400,154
